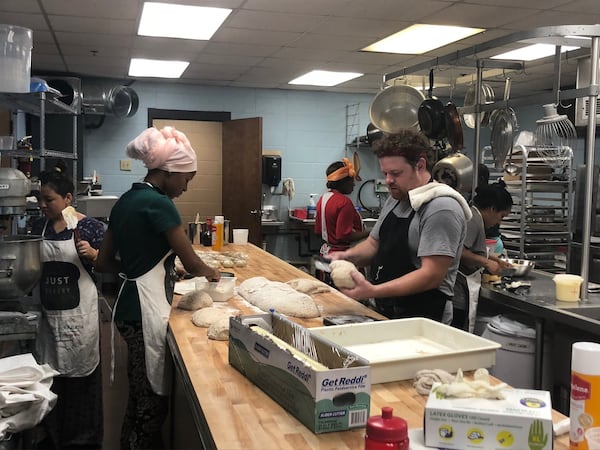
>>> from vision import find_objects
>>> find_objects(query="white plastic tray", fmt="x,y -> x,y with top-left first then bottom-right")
310,318 -> 500,384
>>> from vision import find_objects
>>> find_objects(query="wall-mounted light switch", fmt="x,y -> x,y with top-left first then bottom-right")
120,159 -> 132,171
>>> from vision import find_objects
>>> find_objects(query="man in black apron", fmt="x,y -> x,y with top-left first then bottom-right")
329,129 -> 471,321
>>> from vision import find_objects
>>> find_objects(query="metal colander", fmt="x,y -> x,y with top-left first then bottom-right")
534,104 -> 576,167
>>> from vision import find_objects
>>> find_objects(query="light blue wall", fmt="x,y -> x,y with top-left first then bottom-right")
82,80 -> 380,215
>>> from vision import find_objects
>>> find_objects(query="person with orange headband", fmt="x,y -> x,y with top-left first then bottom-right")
314,158 -> 370,285
96,126 -> 219,449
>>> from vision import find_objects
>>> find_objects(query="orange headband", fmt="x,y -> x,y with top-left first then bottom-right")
327,158 -> 357,182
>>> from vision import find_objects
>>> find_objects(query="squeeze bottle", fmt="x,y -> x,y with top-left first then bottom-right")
570,342 -> 600,450
364,406 -> 409,450
212,216 -> 224,251
307,194 -> 317,220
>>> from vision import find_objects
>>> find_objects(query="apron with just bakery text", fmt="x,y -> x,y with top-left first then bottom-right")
36,221 -> 99,376
111,251 -> 175,396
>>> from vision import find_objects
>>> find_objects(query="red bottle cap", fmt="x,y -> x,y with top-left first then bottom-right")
366,406 -> 408,442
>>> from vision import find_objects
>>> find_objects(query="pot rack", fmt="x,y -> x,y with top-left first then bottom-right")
382,25 -> 600,301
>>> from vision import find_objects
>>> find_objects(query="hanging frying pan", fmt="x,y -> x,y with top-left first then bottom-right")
418,69 -> 446,140
444,101 -> 464,151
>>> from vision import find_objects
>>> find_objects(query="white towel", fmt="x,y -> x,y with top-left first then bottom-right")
0,354 -> 58,439
282,178 -> 295,200
409,181 -> 473,221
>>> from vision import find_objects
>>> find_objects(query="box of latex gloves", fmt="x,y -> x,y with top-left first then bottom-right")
228,313 -> 371,434
424,384 -> 554,449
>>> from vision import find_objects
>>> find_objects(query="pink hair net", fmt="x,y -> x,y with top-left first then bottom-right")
126,126 -> 197,173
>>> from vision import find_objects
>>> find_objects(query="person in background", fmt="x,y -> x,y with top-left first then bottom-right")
31,160 -> 105,450
314,158 -> 370,285
328,129 -> 471,321
452,181 -> 514,332
95,126 -> 220,450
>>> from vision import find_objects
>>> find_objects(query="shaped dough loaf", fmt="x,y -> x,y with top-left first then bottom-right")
286,278 -> 330,295
191,306 -> 240,328
207,316 -> 231,341
238,277 -> 320,318
177,290 -> 213,311
329,260 -> 359,289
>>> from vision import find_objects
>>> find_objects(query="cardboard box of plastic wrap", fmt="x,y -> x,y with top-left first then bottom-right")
228,313 -> 371,434
424,385 -> 554,449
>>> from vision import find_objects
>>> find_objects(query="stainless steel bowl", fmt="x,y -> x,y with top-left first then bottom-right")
0,235 -> 44,298
502,258 -> 535,277
369,84 -> 425,133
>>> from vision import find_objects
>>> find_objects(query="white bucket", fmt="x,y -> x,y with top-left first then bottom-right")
482,315 -> 536,389
0,24 -> 33,93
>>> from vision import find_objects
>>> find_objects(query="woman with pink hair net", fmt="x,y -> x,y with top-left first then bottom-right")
97,126 -> 220,450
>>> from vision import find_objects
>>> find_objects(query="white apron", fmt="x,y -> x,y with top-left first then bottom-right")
317,192 -> 335,273
112,251 -> 173,396
459,268 -> 483,333
36,222 -> 99,376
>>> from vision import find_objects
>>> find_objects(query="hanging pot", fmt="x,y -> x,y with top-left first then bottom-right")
432,152 -> 473,193
444,101 -> 464,151
462,82 -> 495,129
369,84 -> 425,133
418,69 -> 446,140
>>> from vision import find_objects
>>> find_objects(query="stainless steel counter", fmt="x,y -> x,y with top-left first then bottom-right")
479,270 -> 600,389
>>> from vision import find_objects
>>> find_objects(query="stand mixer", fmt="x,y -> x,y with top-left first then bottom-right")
0,167 -> 42,348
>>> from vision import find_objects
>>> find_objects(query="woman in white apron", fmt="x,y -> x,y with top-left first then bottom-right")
452,181 -> 514,332
314,158 -> 369,284
32,161 -> 105,449
96,127 -> 220,450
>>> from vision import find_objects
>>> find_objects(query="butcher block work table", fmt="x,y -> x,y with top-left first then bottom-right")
167,243 -> 569,450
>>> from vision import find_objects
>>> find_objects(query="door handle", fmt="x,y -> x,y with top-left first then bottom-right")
250,210 -> 260,215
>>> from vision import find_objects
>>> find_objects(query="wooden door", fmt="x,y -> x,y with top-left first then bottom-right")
222,118 -> 262,245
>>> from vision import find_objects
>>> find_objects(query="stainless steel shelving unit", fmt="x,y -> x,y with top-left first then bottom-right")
0,91 -> 78,174
500,146 -> 573,272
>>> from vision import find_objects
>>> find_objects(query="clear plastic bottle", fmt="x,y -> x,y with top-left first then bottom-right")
307,194 -> 317,220
212,215 -> 224,251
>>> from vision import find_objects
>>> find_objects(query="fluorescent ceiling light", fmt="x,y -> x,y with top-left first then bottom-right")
129,58 -> 190,78
138,2 -> 231,40
288,70 -> 363,87
363,24 -> 484,55
492,43 -> 579,61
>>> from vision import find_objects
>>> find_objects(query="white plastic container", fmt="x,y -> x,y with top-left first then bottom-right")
482,315 -> 536,389
310,317 -> 500,384
553,274 -> 584,302
0,25 -> 33,93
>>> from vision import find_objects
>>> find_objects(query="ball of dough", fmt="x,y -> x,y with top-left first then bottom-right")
207,316 -> 231,340
177,290 -> 213,311
329,260 -> 359,289
191,306 -> 239,328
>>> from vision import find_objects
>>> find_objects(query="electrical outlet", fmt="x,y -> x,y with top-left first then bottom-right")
120,159 -> 132,171
374,179 -> 388,193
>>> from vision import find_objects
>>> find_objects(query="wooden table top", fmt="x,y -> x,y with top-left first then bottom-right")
168,243 -> 569,450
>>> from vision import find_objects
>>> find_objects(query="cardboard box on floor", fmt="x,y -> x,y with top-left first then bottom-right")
228,313 -> 371,434
424,384 -> 554,449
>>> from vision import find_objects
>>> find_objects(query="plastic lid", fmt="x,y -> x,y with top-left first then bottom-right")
572,342 -> 600,375
366,406 -> 408,442
488,315 -> 536,339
